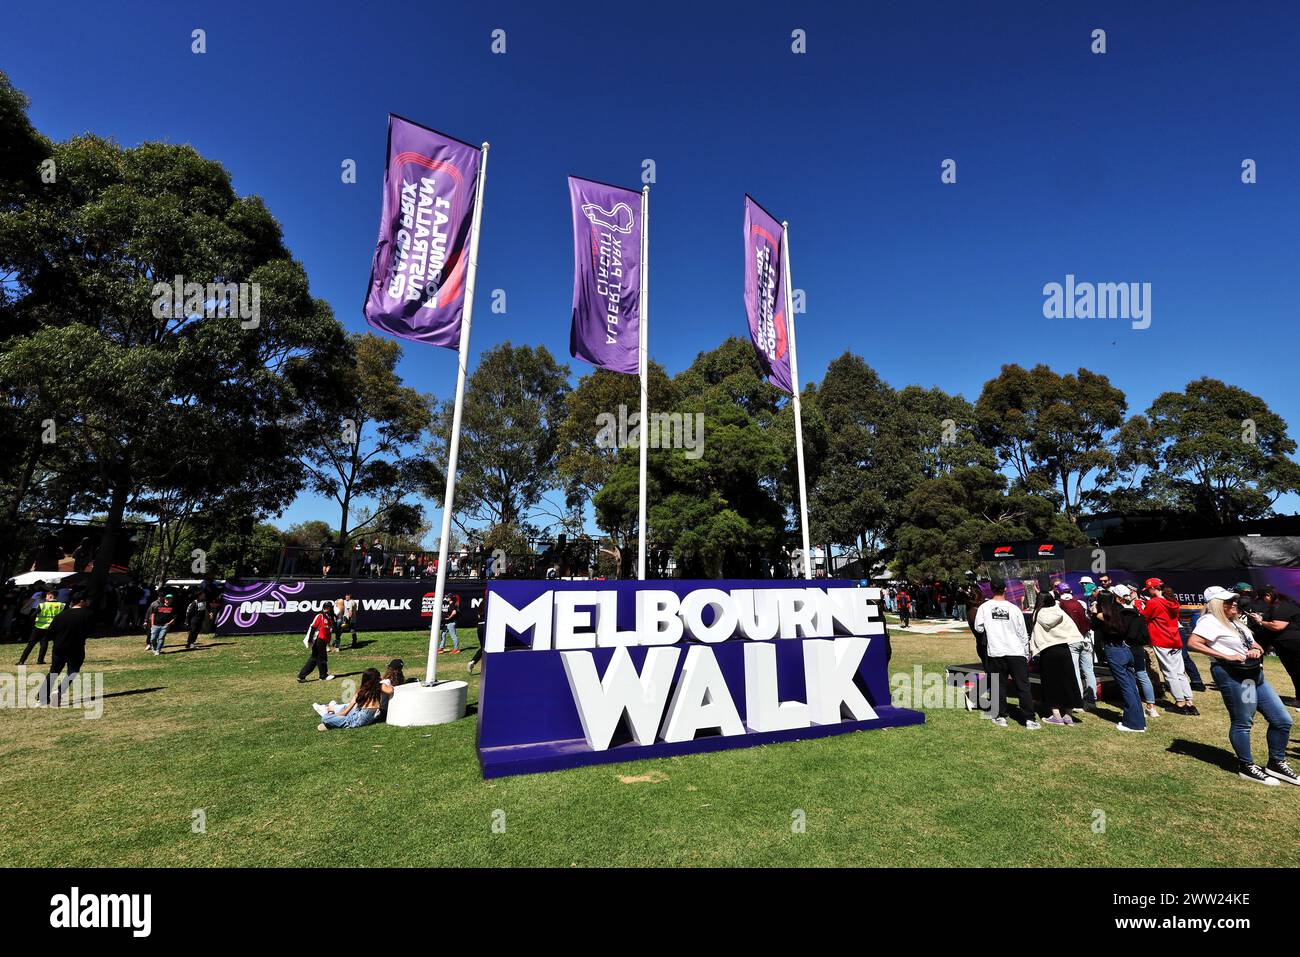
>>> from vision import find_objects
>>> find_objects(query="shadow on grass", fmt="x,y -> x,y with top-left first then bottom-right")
1087,705 -> 1122,725
1167,737 -> 1239,774
101,686 -> 164,700
163,643 -> 234,653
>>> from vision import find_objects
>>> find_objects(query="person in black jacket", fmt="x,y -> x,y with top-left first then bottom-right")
38,592 -> 94,707
1093,584 -> 1147,732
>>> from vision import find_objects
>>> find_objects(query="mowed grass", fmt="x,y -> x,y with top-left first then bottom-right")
3,621 -> 1300,867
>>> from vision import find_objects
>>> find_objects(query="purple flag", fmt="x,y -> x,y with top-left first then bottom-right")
363,115 -> 481,349
743,195 -> 792,393
569,176 -> 642,375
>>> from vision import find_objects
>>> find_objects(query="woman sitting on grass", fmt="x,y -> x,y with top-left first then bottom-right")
379,658 -> 407,722
314,668 -> 383,731
1030,591 -> 1084,724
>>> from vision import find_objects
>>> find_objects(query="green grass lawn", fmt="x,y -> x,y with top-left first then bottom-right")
3,621 -> 1300,867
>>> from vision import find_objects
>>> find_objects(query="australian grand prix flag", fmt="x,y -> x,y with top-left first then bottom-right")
363,115 -> 481,348
476,579 -> 924,777
568,176 -> 642,374
743,195 -> 793,393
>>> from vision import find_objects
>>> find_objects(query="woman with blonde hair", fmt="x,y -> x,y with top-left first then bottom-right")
1188,586 -> 1297,786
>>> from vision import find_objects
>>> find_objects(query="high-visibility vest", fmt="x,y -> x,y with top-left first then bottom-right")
34,600 -> 65,630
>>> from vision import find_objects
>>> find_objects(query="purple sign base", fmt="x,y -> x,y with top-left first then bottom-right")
477,705 -> 925,779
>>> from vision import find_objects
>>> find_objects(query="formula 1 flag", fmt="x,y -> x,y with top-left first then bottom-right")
363,115 -> 481,348
569,176 -> 642,374
743,195 -> 792,393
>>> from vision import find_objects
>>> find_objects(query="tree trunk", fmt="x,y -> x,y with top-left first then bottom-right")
1,434 -> 42,575
90,476 -> 131,605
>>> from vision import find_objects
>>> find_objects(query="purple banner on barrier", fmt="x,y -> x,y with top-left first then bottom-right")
476,579 -> 923,778
215,579 -> 485,636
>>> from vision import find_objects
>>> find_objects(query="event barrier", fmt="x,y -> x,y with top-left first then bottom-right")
214,579 -> 486,636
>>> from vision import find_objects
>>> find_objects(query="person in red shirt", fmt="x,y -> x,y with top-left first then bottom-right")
896,589 -> 912,628
297,604 -> 336,683
1142,578 -> 1197,714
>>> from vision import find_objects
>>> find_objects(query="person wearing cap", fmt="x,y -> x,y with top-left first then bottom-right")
146,591 -> 179,656
1092,583 -> 1148,732
973,578 -> 1039,729
1188,586 -> 1297,785
1244,585 -> 1300,704
1056,583 -> 1097,708
1234,582 -> 1258,615
1142,578 -> 1197,715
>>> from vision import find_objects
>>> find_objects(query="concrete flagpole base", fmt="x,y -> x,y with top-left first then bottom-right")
385,680 -> 468,727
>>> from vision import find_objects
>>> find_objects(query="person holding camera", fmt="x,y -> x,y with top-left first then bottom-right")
1245,586 -> 1300,704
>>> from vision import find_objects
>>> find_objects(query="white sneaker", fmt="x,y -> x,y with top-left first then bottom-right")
1146,708 -> 1159,718
324,674 -> 336,681
992,717 -> 1007,727
312,703 -> 328,717
1025,720 -> 1041,730
1115,723 -> 1147,733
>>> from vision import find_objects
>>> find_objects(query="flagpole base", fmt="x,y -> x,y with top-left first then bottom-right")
385,680 -> 468,727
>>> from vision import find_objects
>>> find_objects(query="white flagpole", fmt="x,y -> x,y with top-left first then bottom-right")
425,142 -> 489,685
782,221 -> 812,579
637,185 -> 650,580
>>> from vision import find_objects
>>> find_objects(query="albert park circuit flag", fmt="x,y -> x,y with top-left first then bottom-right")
363,115 -> 481,348
742,195 -> 792,393
569,176 -> 642,374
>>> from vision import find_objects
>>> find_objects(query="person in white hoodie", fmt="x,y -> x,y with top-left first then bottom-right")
973,579 -> 1039,729
1031,592 -> 1085,724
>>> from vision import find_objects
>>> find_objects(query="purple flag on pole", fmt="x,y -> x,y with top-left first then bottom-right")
743,195 -> 792,393
569,176 -> 642,375
363,115 -> 481,349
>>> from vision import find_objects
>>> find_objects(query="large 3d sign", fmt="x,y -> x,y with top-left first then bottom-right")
476,580 -> 924,777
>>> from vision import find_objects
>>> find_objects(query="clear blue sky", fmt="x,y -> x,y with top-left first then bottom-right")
4,0 -> 1298,538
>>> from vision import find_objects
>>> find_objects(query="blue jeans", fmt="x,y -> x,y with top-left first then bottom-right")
1210,662 -> 1293,765
1102,643 -> 1146,730
1131,646 -> 1155,703
148,625 -> 169,652
438,623 -> 459,650
322,707 -> 379,729
1070,639 -> 1097,703
1182,645 -> 1204,686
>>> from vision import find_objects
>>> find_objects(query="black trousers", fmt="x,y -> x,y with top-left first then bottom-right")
19,628 -> 51,664
40,646 -> 86,705
899,607 -> 910,627
1273,640 -> 1300,700
298,639 -> 329,680
989,654 -> 1036,723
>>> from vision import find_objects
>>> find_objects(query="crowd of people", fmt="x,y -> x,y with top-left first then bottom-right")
275,540 -> 486,581
966,574 -> 1300,787
884,580 -> 980,628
